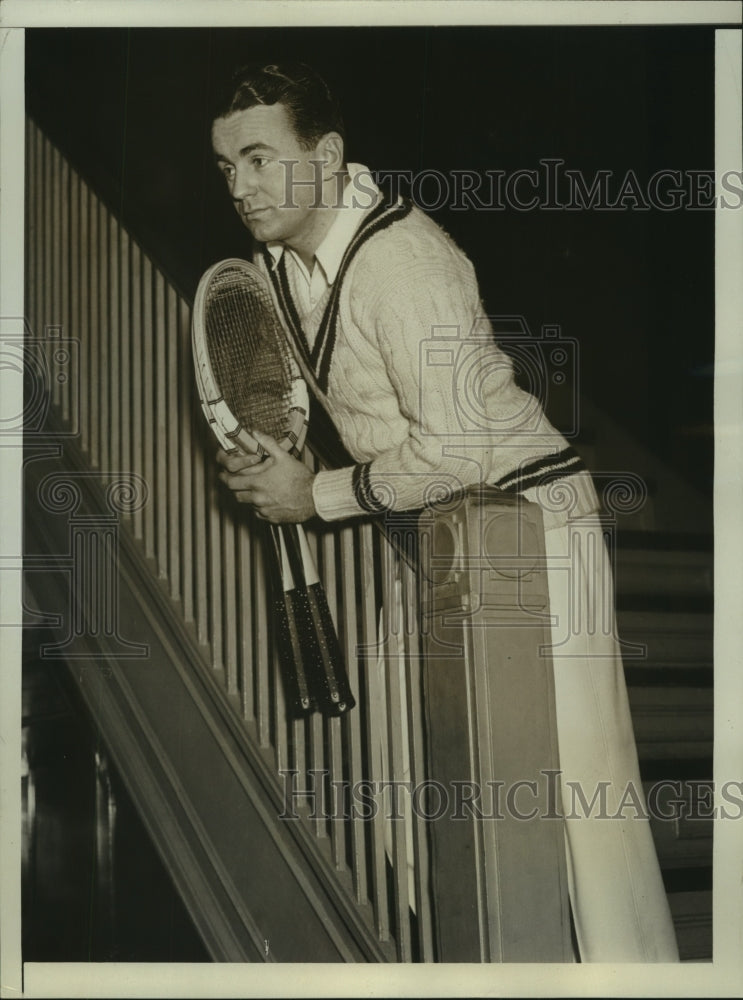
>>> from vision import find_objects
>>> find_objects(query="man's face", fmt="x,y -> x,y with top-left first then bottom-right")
211,103 -> 329,252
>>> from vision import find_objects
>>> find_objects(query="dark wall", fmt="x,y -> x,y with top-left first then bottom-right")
25,27 -> 715,496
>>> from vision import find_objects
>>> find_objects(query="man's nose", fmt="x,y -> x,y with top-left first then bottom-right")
231,166 -> 258,203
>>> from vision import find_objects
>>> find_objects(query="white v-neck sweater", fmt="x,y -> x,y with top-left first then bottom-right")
259,202 -> 599,524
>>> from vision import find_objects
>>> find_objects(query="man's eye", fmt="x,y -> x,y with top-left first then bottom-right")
252,156 -> 269,168
221,165 -> 235,181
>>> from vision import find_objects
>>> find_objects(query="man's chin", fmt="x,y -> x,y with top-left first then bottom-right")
241,213 -> 275,242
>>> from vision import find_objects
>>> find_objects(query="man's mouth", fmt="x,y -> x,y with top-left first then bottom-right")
243,207 -> 269,221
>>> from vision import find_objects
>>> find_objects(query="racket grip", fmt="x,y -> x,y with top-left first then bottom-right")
272,590 -> 315,718
303,582 -> 356,717
265,524 -> 315,718
281,524 -> 356,717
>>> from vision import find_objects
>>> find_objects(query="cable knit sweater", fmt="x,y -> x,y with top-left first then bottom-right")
259,197 -> 600,525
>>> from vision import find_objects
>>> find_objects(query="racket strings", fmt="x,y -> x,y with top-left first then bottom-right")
205,269 -> 295,442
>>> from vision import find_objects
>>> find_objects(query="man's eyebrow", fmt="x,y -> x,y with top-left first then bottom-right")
214,142 -> 276,162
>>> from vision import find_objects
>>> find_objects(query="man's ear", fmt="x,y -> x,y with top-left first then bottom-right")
316,131 -> 344,177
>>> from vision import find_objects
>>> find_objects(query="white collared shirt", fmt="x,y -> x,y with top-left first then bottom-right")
264,163 -> 379,344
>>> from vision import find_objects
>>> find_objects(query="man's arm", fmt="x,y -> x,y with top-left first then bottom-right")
310,255 -> 548,521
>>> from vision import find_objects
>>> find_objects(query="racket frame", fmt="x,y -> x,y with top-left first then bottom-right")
192,257 -> 309,459
192,257 -> 356,717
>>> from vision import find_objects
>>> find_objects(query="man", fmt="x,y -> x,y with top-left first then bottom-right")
211,62 -> 679,962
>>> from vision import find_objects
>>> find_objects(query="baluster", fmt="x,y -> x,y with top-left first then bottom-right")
273,617 -> 289,775
108,214 -> 121,475
33,124 -> 43,348
130,240 -> 144,542
253,523 -> 271,748
237,517 -> 255,721
306,710 -> 326,841
191,414 -> 210,647
221,507 -> 238,694
154,271 -> 168,579
318,527 -> 346,870
60,157 -> 72,429
25,120 -> 36,344
41,134 -> 53,403
98,199 -> 110,473
400,555 -> 435,961
178,297 -> 194,623
140,254 -> 156,559
59,152 -> 71,424
380,541 -> 412,961
359,522 -> 390,941
69,163 -> 80,438
207,480 -> 224,673
50,144 -> 62,409
304,524 -> 328,842
88,193 -> 100,469
166,284 -> 181,601
118,227 -> 131,502
289,717 -> 306,803
339,524 -> 368,904
79,179 -> 91,457
44,132 -> 53,369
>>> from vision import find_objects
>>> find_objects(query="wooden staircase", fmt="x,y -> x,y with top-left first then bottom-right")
571,393 -> 714,962
616,532 -> 713,962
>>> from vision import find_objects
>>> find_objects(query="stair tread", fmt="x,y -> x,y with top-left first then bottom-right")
617,530 -> 713,552
618,608 -> 712,627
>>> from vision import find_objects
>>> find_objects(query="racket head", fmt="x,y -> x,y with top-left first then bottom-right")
192,258 -> 309,457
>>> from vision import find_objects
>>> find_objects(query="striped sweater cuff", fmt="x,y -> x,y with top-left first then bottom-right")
312,466 -> 365,521
351,462 -> 391,514
493,446 -> 586,494
314,463 -> 397,521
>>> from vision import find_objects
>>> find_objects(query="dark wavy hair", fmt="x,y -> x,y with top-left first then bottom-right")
212,62 -> 345,150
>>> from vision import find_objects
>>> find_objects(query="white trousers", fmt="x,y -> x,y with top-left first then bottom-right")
545,516 -> 679,962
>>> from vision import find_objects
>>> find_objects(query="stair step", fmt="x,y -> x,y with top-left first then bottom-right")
617,610 -> 712,669
623,666 -> 712,691
614,547 -> 713,600
630,686 -> 713,760
642,782 -> 713,869
668,890 -> 712,961
617,531 -> 712,551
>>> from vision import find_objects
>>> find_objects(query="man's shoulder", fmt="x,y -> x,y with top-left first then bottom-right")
351,201 -> 474,279
341,203 -> 481,327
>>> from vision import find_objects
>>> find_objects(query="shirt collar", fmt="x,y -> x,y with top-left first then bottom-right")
265,163 -> 380,284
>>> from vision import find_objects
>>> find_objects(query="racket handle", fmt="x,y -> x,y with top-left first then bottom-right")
304,582 -> 356,717
284,525 -> 356,717
266,524 -> 315,717
272,591 -> 315,717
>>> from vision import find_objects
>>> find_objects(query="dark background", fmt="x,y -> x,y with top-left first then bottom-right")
25,26 -> 715,498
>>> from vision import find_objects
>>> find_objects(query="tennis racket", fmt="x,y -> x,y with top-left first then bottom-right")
192,258 -> 355,717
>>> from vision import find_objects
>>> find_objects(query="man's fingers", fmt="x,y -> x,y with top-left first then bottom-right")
235,490 -> 264,505
250,427 -> 285,459
216,447 -> 265,472
220,470 -> 252,490
220,471 -> 269,504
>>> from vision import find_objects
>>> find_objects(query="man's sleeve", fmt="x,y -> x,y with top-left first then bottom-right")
311,254 -> 541,521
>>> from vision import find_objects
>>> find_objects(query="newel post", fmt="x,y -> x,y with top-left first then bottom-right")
418,486 -> 571,962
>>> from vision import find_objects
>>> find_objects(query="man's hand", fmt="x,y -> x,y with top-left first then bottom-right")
216,429 -> 317,523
